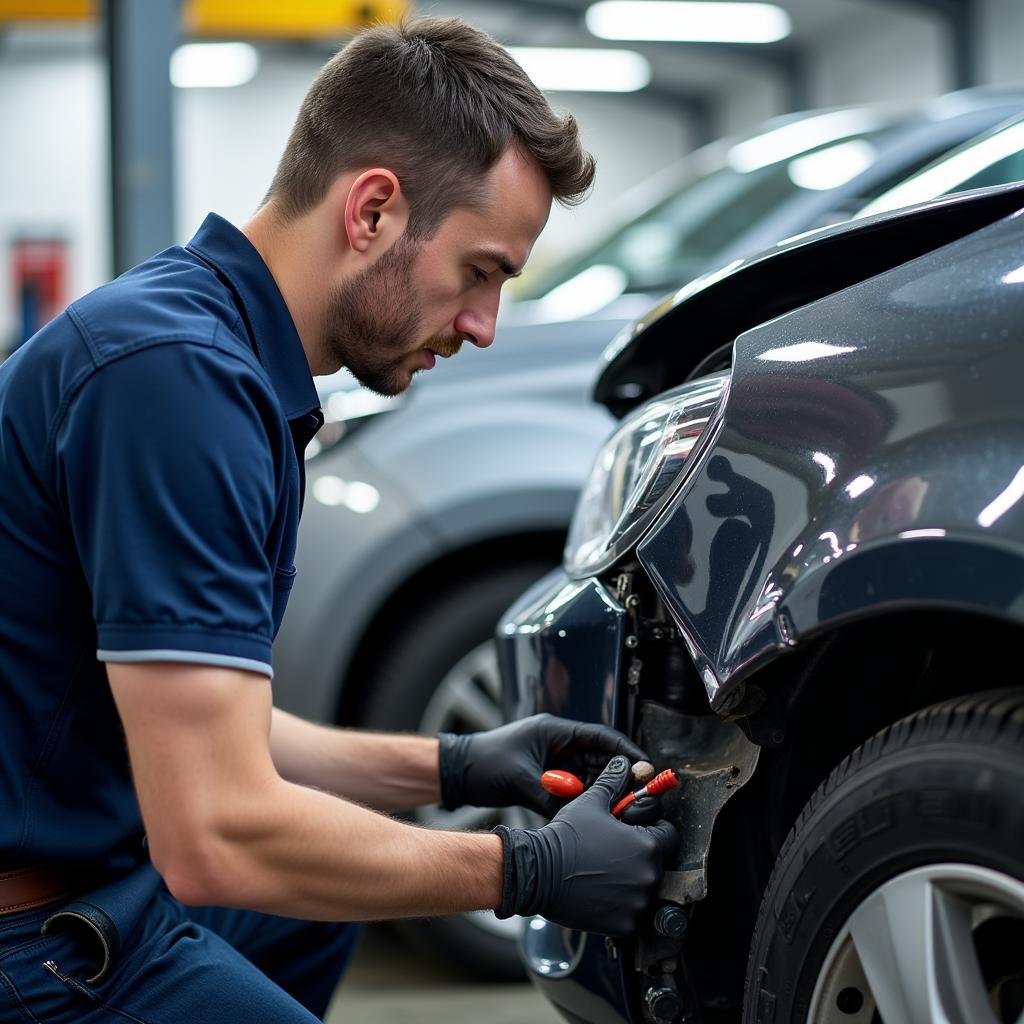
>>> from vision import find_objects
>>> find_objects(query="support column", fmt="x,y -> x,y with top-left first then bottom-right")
104,0 -> 180,275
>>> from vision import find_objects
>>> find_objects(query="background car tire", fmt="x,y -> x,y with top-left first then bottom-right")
360,563 -> 554,982
743,688 -> 1024,1024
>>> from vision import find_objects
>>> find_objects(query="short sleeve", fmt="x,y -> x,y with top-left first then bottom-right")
53,342 -> 283,677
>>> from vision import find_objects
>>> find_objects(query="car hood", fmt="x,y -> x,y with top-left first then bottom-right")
593,180 -> 1024,417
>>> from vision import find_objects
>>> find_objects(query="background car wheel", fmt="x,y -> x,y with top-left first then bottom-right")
743,688 -> 1024,1024
360,563 -> 553,982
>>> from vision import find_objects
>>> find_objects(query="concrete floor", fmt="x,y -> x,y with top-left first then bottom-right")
324,924 -> 562,1024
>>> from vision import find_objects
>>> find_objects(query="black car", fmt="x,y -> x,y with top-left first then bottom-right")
498,182 -> 1024,1023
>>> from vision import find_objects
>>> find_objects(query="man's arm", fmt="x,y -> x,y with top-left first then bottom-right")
269,707 -> 441,811
108,663 -> 501,920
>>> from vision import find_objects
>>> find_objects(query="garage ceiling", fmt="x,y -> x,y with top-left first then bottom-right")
420,0 -> 946,112
0,0 -> 959,120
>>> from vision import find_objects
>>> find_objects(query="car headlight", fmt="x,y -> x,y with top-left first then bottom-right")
565,371 -> 730,578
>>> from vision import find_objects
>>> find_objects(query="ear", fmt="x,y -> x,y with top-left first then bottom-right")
343,169 -> 408,255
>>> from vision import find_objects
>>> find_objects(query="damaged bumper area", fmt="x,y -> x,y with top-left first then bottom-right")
497,569 -> 760,1020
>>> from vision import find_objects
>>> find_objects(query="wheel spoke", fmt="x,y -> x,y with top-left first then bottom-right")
430,669 -> 503,732
467,644 -> 502,703
848,871 -> 997,1024
931,884 -> 1001,1024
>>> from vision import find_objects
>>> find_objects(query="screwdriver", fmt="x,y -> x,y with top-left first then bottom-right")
540,764 -> 679,817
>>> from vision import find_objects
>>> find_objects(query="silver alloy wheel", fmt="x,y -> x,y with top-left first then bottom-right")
807,863 -> 1024,1023
415,639 -> 537,941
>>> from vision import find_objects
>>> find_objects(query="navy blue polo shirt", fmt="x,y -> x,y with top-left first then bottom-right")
0,213 -> 322,873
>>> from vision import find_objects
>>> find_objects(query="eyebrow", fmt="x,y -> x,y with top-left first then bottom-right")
470,248 -> 523,279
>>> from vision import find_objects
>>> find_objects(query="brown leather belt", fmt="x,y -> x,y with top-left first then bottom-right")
0,866 -> 69,915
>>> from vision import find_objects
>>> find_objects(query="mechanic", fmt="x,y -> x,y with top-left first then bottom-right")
0,17 -> 677,1024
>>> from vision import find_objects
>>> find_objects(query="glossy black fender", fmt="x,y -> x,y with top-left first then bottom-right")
637,206 -> 1024,711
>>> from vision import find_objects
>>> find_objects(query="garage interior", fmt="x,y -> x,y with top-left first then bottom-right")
3,2 -> 1023,1023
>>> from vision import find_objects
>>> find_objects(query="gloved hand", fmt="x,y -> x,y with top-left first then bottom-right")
492,756 -> 678,935
438,713 -> 647,815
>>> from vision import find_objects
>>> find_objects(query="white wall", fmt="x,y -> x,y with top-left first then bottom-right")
716,76 -> 788,139
684,5 -> 952,149
808,7 -> 947,110
174,53 -> 315,239
0,47 -> 109,349
978,0 -> 1024,86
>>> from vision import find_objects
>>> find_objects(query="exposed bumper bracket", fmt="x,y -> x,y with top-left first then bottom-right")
638,701 -> 760,905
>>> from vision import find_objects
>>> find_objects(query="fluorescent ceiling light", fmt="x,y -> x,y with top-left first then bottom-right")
508,47 -> 650,92
587,1 -> 791,44
170,42 -> 258,89
860,119 -> 1024,217
729,109 -> 882,173
788,139 -> 878,191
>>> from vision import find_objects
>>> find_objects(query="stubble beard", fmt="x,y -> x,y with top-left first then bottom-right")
321,235 -> 463,397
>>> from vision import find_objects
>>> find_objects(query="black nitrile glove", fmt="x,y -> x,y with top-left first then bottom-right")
619,795 -> 663,826
438,713 -> 647,815
492,756 -> 678,936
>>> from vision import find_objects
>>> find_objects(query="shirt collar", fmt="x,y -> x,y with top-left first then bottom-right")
186,212 -> 321,423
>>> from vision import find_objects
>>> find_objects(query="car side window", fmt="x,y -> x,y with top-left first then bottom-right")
954,150 -> 1024,192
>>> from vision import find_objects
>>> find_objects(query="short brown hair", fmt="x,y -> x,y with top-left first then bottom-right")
267,17 -> 596,237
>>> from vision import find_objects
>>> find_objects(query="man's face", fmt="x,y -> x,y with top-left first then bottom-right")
323,148 -> 552,396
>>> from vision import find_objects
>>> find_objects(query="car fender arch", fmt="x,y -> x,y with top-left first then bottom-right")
780,534 -> 1024,641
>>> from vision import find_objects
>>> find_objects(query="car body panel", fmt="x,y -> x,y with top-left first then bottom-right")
637,204 -> 1024,708
499,572 -> 627,726
594,182 -> 1024,414
519,921 -> 633,1024
499,572 -> 634,1024
272,443 -> 443,720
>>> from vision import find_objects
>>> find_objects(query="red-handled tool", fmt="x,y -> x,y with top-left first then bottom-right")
540,769 -> 585,798
540,766 -> 679,817
610,769 -> 679,817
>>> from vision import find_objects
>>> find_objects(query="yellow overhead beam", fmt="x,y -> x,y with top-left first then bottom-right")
0,1 -> 90,17
0,0 -> 407,37
185,0 -> 406,39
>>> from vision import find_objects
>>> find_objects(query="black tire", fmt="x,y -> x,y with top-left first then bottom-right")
743,688 -> 1024,1024
360,563 -> 554,982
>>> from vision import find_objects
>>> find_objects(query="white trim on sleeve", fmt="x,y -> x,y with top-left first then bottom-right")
97,648 -> 273,679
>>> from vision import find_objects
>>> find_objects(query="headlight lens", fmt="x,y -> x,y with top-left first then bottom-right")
565,371 -> 730,578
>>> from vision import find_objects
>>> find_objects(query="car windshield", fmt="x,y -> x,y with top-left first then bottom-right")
516,116 -> 889,306
857,115 -> 1024,217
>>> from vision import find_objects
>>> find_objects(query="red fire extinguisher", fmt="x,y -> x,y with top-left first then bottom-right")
12,237 -> 67,351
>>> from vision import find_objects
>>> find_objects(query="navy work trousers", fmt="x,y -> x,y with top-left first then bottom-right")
0,867 -> 362,1023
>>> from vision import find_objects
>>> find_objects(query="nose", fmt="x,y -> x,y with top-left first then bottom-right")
454,295 -> 499,349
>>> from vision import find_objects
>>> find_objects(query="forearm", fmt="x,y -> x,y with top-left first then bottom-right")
270,708 -> 440,811
168,775 -> 502,920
